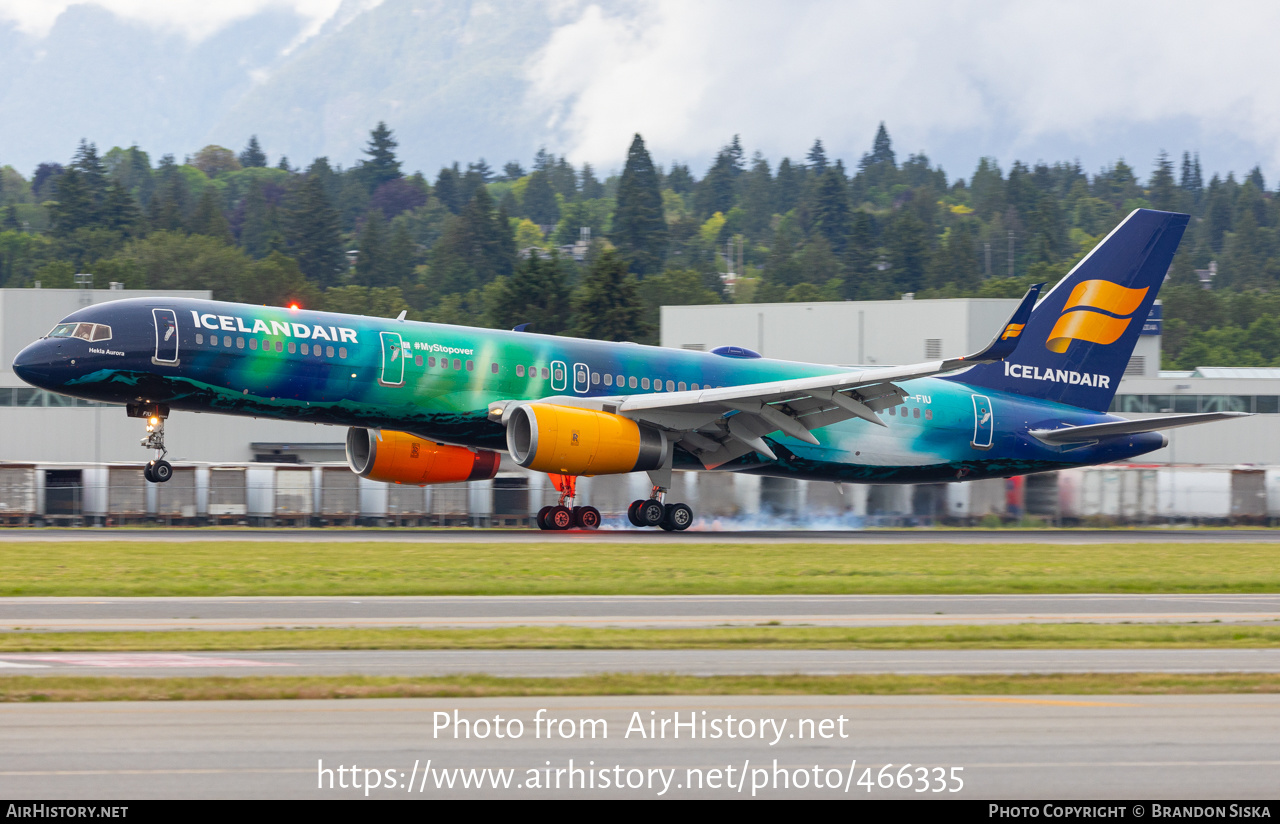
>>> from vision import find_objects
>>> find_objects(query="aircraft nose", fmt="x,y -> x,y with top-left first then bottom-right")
12,340 -> 56,387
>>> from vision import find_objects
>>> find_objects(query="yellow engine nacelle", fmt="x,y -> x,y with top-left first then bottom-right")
505,403 -> 667,476
345,428 -> 500,485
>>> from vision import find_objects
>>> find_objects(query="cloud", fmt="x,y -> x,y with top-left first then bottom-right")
527,0 -> 1280,179
0,0 -> 346,41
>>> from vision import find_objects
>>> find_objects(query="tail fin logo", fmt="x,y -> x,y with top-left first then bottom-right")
1001,323 -> 1024,341
1045,280 -> 1149,354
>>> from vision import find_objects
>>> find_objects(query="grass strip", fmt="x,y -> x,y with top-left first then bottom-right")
3,673 -> 1279,702
5,541 -> 1280,596
4,623 -> 1280,652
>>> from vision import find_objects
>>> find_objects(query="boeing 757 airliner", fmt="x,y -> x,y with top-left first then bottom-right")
11,209 -> 1245,530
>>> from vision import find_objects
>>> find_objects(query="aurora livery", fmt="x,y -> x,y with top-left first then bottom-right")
11,209 -> 1245,530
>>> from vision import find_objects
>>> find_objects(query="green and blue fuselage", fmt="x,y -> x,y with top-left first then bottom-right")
11,296 -> 1164,484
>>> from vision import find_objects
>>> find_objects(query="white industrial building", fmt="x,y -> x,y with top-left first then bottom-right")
0,287 -> 1277,525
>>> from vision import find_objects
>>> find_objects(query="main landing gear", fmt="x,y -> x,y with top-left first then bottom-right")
128,403 -> 173,484
536,473 -> 602,531
627,486 -> 693,532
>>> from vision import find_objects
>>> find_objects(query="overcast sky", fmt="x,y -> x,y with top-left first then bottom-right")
2,0 -> 1277,184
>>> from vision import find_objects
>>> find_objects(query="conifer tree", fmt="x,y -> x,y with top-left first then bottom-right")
1149,151 -> 1177,212
283,174 -> 346,286
522,170 -> 559,225
806,139 -> 828,173
487,251 -> 573,334
612,134 -> 667,277
356,210 -> 387,287
239,179 -> 275,258
570,249 -> 650,341
239,136 -> 267,168
361,122 -> 402,191
190,187 -> 232,244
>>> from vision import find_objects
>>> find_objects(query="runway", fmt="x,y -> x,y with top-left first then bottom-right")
4,527 -> 1280,544
4,594 -> 1279,631
4,695 -> 1278,798
2,648 -> 1280,677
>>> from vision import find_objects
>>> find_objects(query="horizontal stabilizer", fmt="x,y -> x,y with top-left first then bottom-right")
1029,411 -> 1250,444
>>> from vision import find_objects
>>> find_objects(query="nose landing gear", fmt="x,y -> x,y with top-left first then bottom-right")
627,486 -> 694,531
536,473 -> 601,530
128,403 -> 173,484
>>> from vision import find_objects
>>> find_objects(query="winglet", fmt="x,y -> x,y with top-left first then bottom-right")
512,323 -> 532,332
951,283 -> 1043,365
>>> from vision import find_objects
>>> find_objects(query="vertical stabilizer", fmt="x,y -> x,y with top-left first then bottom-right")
947,208 -> 1188,411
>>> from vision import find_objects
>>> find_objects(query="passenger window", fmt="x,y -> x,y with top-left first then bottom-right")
541,367 -> 549,379
428,356 -> 436,367
678,382 -> 687,391
275,340 -> 283,352
925,409 -> 933,420
666,380 -> 675,391
629,376 -> 637,389
604,374 -> 612,386
913,407 -> 920,419
455,359 -> 462,370
415,355 -> 423,366
490,362 -> 499,374
301,343 -> 309,355
889,407 -> 896,416
288,342 -> 296,354
196,333 -> 203,345
249,339 -> 258,350
236,337 -> 245,349
641,378 -> 650,389
692,383 -> 699,390
591,372 -> 600,385
211,336 -> 219,347
327,346 -> 335,358
517,365 -> 525,377
314,344 -> 322,357
339,347 -> 347,359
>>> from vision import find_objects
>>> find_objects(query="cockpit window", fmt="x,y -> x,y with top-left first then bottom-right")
47,322 -> 111,342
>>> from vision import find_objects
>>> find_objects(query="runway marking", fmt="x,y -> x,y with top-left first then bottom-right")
9,654 -> 290,668
0,660 -> 46,668
953,697 -> 1141,707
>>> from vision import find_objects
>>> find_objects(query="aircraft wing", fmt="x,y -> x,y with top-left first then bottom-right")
498,284 -> 1041,468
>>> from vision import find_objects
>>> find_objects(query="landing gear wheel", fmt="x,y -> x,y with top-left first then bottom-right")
548,505 -> 573,530
143,463 -> 156,483
574,506 -> 601,530
537,506 -> 553,530
151,459 -> 173,483
663,502 -> 693,531
638,499 -> 665,528
627,500 -> 645,527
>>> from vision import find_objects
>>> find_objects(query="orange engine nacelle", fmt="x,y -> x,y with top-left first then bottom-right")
346,428 -> 500,485
505,403 -> 667,476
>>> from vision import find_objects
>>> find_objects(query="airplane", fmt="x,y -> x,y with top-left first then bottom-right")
10,208 -> 1247,531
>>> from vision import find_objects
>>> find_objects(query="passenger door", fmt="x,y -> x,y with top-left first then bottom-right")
573,362 -> 590,394
550,359 -> 567,392
152,308 -> 179,366
971,394 -> 994,450
379,331 -> 405,387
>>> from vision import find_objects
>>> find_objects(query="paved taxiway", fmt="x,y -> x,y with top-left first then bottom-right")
2,648 -> 1280,677
3,594 -> 1279,631
5,527 -> 1280,543
4,695 -> 1278,798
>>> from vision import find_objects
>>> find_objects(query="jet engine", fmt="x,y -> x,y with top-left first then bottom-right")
505,403 -> 667,476
346,428 -> 499,485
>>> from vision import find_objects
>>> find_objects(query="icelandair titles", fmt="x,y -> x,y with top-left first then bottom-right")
190,310 -> 358,344
1003,360 -> 1111,388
